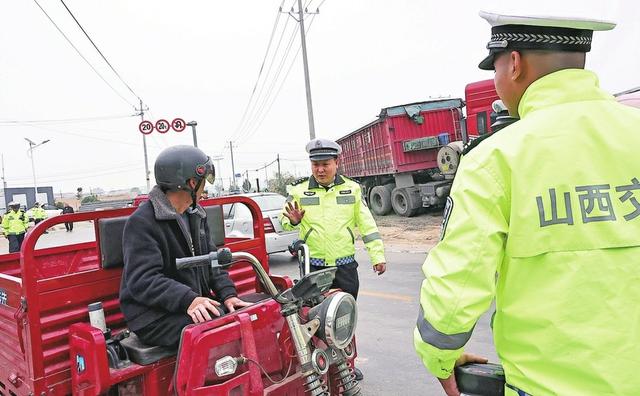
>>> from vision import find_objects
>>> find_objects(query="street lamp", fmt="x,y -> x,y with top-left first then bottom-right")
25,137 -> 50,203
186,121 -> 198,148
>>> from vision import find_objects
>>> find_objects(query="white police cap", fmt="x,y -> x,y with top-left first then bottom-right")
478,10 -> 616,70
305,138 -> 342,161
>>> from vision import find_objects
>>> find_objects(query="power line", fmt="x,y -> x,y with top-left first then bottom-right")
0,113 -> 137,125
233,2 -> 298,143
236,14 -> 317,145
231,0 -> 286,142
59,0 -> 143,102
235,20 -> 301,143
32,0 -> 137,109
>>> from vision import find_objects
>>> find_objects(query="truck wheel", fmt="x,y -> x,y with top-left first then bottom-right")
391,188 -> 419,217
369,185 -> 392,215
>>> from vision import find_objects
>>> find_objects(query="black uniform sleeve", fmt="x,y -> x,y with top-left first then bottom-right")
123,215 -> 198,314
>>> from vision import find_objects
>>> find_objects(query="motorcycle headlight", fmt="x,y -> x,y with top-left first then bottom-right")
308,292 -> 357,349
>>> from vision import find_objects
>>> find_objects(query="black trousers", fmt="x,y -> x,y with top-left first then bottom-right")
135,305 -> 227,347
311,261 -> 360,300
65,222 -> 74,231
8,233 -> 25,253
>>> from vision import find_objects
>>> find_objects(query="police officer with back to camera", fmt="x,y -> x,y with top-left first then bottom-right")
120,145 -> 250,347
414,10 -> 640,396
280,137 -> 387,381
2,202 -> 29,253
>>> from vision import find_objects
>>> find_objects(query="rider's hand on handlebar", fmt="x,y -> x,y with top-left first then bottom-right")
437,352 -> 489,396
283,201 -> 305,225
187,297 -> 222,323
224,296 -> 251,313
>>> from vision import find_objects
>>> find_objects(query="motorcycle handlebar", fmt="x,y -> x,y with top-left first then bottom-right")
175,248 -> 233,271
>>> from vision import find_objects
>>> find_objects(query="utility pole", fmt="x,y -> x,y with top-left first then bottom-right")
25,138 -> 50,204
229,141 -> 237,189
1,154 -> 7,190
212,155 -> 224,190
138,99 -> 151,193
264,163 -> 268,187
187,121 -> 198,147
297,0 -> 316,139
277,153 -> 281,184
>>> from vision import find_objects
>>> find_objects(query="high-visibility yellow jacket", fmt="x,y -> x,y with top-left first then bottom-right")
280,175 -> 385,266
31,206 -> 47,220
2,210 -> 29,235
414,69 -> 640,395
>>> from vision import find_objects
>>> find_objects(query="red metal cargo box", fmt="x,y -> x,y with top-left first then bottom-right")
337,99 -> 464,178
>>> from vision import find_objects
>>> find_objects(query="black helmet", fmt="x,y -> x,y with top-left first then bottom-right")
154,145 -> 215,191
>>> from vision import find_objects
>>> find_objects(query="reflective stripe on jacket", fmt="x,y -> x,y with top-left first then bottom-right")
2,210 -> 29,235
414,69 -> 640,395
280,175 -> 385,266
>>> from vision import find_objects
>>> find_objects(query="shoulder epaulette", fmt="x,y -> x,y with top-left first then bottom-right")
291,177 -> 309,186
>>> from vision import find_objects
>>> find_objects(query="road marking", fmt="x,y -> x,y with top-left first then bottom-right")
359,290 -> 413,302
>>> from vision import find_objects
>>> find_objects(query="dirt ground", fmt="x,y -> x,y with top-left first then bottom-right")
371,210 -> 443,253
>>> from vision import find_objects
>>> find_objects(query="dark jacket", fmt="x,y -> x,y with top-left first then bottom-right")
120,186 -> 237,332
62,205 -> 74,214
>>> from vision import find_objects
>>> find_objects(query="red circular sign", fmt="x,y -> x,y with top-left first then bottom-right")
172,118 -> 186,132
138,120 -> 153,135
155,119 -> 170,134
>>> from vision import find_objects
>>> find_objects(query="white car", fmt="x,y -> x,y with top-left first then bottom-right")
223,193 -> 298,255
26,204 -> 62,222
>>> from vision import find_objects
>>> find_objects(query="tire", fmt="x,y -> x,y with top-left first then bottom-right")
369,185 -> 393,215
391,188 -> 419,217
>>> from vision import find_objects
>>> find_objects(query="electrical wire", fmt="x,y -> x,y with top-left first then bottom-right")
234,22 -> 300,143
236,14 -> 317,146
243,356 -> 294,385
32,0 -> 136,109
231,0 -> 287,142
59,0 -> 143,103
0,114 -> 137,125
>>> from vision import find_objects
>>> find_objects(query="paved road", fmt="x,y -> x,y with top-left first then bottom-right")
269,249 -> 499,396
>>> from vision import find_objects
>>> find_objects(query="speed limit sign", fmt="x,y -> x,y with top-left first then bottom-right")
139,120 -> 153,135
172,118 -> 186,132
155,119 -> 170,134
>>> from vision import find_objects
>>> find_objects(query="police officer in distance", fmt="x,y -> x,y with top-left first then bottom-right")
414,11 -> 640,396
2,202 -> 29,253
280,138 -> 387,381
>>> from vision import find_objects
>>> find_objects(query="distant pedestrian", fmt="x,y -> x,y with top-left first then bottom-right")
62,204 -> 75,232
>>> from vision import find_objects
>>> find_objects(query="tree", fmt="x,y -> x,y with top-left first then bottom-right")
81,195 -> 100,204
267,171 -> 296,196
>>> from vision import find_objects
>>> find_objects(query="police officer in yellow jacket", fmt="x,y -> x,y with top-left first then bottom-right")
280,138 -> 387,380
31,202 -> 47,225
414,11 -> 640,396
2,202 -> 30,253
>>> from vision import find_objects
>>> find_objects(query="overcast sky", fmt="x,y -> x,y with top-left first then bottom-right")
1,0 -> 638,195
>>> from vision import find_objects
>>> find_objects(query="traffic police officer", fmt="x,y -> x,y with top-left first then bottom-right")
281,138 -> 387,381
31,202 -> 47,226
414,11 -> 640,396
2,202 -> 29,253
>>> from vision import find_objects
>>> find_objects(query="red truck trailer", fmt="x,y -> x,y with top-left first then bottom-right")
337,79 -> 499,216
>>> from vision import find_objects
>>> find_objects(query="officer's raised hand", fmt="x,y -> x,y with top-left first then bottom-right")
283,201 -> 305,225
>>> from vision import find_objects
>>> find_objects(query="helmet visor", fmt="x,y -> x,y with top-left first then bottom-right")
196,157 -> 216,185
